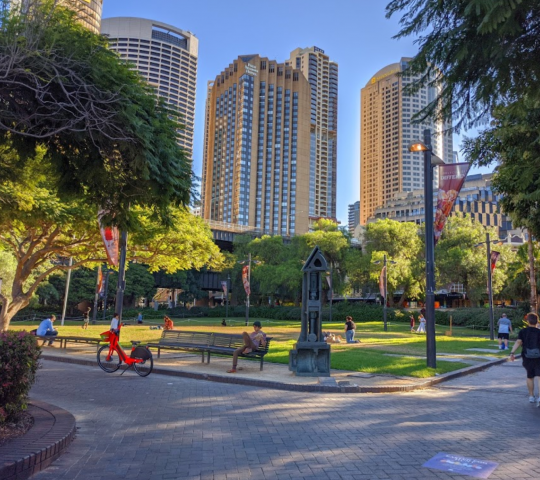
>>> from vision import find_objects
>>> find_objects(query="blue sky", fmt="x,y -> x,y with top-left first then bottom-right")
102,0 -> 490,225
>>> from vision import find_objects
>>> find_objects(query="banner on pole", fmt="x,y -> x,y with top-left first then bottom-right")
379,266 -> 386,298
490,251 -> 500,272
434,163 -> 471,245
96,266 -> 103,294
221,280 -> 228,296
242,265 -> 250,296
98,210 -> 119,267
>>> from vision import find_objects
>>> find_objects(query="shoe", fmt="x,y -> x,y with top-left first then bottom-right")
227,369 -> 237,373
529,396 -> 536,403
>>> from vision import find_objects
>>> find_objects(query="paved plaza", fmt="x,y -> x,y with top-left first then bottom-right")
29,359 -> 540,480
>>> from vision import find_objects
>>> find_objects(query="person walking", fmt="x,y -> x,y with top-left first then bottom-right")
410,314 -> 416,333
82,307 -> 91,330
497,313 -> 513,350
416,313 -> 426,333
344,316 -> 359,343
36,314 -> 58,346
137,311 -> 143,324
509,312 -> 540,406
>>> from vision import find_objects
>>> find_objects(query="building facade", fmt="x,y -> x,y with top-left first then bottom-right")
370,173 -> 515,238
360,58 -> 453,225
288,47 -> 338,222
348,201 -> 360,235
201,55 -> 312,235
101,17 -> 198,159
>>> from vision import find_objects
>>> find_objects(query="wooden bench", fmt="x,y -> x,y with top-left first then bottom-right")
37,335 -> 102,350
146,330 -> 273,370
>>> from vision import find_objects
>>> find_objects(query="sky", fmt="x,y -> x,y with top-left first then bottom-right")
102,0 -> 490,225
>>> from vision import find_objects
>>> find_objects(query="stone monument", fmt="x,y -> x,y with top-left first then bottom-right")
288,246 -> 331,377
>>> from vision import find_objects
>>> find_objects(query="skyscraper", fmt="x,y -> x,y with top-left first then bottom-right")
101,17 -> 198,159
360,58 -> 453,225
348,201 -> 360,235
13,1 -> 103,33
201,55 -> 311,235
288,47 -> 338,222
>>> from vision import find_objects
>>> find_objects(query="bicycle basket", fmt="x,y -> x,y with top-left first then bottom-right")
130,346 -> 152,361
100,331 -> 112,341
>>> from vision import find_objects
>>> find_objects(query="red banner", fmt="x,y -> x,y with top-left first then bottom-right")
96,266 -> 103,294
379,266 -> 386,298
491,251 -> 500,272
434,163 -> 471,245
98,210 -> 119,266
242,265 -> 250,296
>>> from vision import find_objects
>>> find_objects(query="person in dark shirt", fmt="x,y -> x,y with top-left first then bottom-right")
510,312 -> 540,406
344,316 -> 359,343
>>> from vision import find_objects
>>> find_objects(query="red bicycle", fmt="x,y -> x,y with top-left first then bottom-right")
97,323 -> 153,377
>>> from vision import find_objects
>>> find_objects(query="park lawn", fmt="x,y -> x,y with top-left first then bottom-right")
11,318 -> 485,377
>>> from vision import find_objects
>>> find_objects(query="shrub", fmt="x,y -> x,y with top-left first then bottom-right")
0,331 -> 41,424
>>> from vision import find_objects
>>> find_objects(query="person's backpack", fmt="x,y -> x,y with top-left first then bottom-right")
525,330 -> 540,359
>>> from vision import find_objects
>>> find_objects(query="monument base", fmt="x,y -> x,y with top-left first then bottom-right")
288,341 -> 331,377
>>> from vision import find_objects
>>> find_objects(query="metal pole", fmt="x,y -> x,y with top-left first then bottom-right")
60,256 -> 73,326
226,274 -> 230,319
245,252 -> 251,326
383,254 -> 388,332
92,266 -> 100,325
486,232 -> 495,340
115,231 -> 128,322
423,129 -> 437,369
329,265 -> 333,323
102,267 -> 110,321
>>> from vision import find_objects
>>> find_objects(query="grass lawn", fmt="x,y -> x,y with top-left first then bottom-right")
10,317 -> 505,378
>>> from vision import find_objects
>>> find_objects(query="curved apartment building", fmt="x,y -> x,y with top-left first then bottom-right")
101,17 -> 198,159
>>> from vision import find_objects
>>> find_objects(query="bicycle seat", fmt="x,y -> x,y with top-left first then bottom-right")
131,341 -> 141,346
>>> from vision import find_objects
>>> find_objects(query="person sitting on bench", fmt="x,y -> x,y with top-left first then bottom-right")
227,321 -> 266,373
37,314 -> 58,346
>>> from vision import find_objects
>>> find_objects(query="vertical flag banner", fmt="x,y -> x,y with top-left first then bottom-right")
96,266 -> 103,294
434,163 -> 471,245
491,251 -> 500,272
221,280 -> 228,296
326,275 -> 331,288
379,266 -> 386,298
242,265 -> 251,296
98,210 -> 119,266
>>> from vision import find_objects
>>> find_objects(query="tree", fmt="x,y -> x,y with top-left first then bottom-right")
364,219 -> 423,306
0,1 -> 192,227
386,0 -> 540,130
0,149 -> 223,330
463,97 -> 540,311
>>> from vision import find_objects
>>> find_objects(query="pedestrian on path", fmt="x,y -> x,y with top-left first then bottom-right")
510,312 -> 540,406
497,313 -> 513,350
417,313 -> 426,333
82,307 -> 91,330
410,314 -> 416,333
344,316 -> 359,343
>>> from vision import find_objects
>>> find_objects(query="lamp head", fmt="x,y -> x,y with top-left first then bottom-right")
408,141 -> 429,152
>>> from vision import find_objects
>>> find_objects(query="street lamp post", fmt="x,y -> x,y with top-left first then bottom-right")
409,129 -> 445,369
474,232 -> 497,340
226,274 -> 230,320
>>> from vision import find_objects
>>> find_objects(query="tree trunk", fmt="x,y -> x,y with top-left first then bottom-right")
527,232 -> 537,313
397,291 -> 407,308
0,295 -> 31,331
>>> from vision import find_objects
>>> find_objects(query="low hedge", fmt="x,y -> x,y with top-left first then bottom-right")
0,330 -> 41,424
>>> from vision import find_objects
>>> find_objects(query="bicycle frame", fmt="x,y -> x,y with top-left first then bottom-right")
105,324 -> 145,367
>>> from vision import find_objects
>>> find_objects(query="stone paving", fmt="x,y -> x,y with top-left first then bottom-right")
28,358 -> 540,480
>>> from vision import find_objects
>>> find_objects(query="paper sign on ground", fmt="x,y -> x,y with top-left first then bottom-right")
423,452 -> 498,478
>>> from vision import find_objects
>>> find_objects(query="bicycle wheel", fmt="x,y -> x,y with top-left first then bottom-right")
133,351 -> 153,377
97,345 -> 121,373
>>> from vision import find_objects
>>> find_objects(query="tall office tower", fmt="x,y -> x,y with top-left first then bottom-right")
13,1 -> 103,33
201,55 -> 311,234
348,201 -> 360,235
287,47 -> 338,222
101,18 -> 198,159
359,58 -> 453,225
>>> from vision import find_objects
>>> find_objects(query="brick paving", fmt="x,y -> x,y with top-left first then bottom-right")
29,359 -> 540,480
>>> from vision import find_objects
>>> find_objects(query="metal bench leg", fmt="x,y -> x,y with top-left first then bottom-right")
207,351 -> 211,364
201,351 -> 204,363
260,358 -> 264,371
157,348 -> 161,359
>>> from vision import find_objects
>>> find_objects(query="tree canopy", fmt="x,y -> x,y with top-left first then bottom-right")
0,1 -> 192,227
386,0 -> 540,130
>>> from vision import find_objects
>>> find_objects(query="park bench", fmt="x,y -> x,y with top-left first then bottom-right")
36,335 -> 102,350
146,330 -> 273,370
